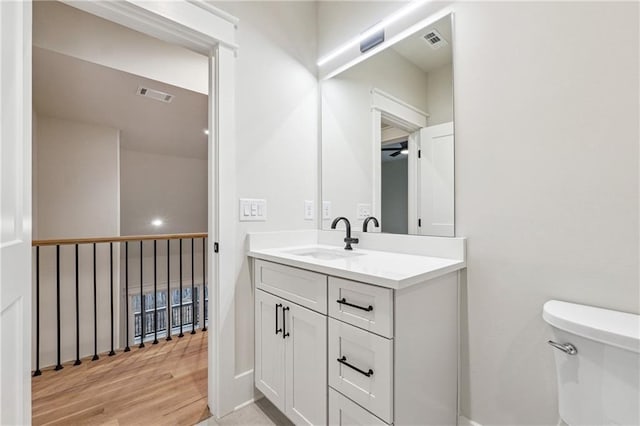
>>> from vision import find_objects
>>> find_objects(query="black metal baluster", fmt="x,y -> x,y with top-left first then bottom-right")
178,238 -> 184,338
109,242 -> 116,356
139,241 -> 145,348
166,239 -> 172,341
202,237 -> 207,332
153,240 -> 159,344
124,242 -> 130,352
74,244 -> 81,365
55,245 -> 63,371
191,238 -> 196,334
33,246 -> 41,376
92,243 -> 99,361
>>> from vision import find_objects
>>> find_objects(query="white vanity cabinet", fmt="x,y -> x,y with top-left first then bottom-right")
253,258 -> 458,426
254,261 -> 328,426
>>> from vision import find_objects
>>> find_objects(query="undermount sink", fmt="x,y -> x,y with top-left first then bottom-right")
285,247 -> 365,261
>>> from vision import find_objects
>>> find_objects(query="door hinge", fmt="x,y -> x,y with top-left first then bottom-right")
418,150 -> 421,159
214,242 -> 219,253
418,218 -> 422,227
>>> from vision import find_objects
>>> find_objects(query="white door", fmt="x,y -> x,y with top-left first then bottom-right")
255,290 -> 286,411
284,301 -> 327,425
0,0 -> 33,424
419,122 -> 454,237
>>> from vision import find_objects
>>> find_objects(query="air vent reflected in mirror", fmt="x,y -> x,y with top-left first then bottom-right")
422,29 -> 448,50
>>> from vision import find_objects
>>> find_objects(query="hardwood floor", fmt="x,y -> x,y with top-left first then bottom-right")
32,332 -> 209,426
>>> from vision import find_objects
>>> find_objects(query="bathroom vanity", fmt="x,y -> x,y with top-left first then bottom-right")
248,231 -> 465,425
250,10 -> 462,423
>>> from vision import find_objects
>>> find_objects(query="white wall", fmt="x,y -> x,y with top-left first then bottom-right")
426,63 -> 453,126
35,116 -> 120,240
32,1 -> 208,95
322,47 -> 428,230
319,1 -> 639,424
211,0 -> 318,403
120,149 -> 207,236
33,116 -> 120,367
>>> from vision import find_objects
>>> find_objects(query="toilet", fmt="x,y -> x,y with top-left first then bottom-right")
543,300 -> 640,425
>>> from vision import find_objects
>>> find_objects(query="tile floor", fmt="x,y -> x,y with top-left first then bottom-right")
198,398 -> 294,426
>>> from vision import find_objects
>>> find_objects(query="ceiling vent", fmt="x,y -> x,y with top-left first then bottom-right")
136,86 -> 174,103
422,29 -> 448,50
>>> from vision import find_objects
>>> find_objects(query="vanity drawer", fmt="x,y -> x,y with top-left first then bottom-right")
254,259 -> 327,314
328,277 -> 393,338
329,388 -> 391,426
329,318 -> 393,423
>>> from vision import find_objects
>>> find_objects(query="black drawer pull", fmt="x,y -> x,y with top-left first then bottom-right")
282,306 -> 290,339
336,298 -> 373,312
275,303 -> 282,335
337,356 -> 374,377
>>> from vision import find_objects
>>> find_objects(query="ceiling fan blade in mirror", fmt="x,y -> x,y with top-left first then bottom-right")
390,150 -> 401,157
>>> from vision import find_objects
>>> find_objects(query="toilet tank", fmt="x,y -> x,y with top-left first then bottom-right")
543,300 -> 639,426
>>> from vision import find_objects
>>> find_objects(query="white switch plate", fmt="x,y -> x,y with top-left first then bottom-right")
304,200 -> 314,220
322,201 -> 332,220
239,198 -> 267,221
357,203 -> 371,219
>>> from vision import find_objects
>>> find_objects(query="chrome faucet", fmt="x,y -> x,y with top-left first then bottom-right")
362,216 -> 379,232
331,217 -> 359,250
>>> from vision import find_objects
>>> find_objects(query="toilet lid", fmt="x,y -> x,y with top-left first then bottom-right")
543,300 -> 640,353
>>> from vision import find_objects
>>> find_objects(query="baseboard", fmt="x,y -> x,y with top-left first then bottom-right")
233,397 -> 257,411
459,415 -> 482,426
233,369 -> 257,411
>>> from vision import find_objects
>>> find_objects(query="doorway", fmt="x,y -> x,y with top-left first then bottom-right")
0,1 -> 238,423
31,5 -> 210,420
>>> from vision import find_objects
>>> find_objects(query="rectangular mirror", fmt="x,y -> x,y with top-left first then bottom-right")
321,13 -> 455,236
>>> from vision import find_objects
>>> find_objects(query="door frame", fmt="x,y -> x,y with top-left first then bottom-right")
370,88 -> 428,233
27,0 -> 238,419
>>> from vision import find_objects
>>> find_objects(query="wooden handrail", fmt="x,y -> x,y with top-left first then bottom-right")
32,232 -> 208,247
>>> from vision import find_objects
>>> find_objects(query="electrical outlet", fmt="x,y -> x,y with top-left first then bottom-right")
304,200 -> 314,220
357,203 -> 371,219
322,201 -> 332,220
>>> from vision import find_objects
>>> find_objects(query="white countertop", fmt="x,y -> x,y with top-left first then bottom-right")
248,244 -> 465,290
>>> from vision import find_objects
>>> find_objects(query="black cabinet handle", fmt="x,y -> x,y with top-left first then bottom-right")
337,356 -> 374,377
336,298 -> 373,312
275,303 -> 282,335
282,306 -> 290,339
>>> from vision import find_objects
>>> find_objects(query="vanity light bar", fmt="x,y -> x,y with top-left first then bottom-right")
322,7 -> 453,81
317,0 -> 430,67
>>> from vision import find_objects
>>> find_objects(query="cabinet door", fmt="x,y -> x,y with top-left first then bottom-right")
285,301 -> 328,425
255,290 -> 286,411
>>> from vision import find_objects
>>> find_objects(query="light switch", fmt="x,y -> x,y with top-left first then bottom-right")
322,201 -> 332,220
304,200 -> 314,220
239,199 -> 267,221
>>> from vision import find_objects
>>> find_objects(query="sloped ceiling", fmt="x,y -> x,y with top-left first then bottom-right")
33,47 -> 208,159
391,15 -> 453,74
